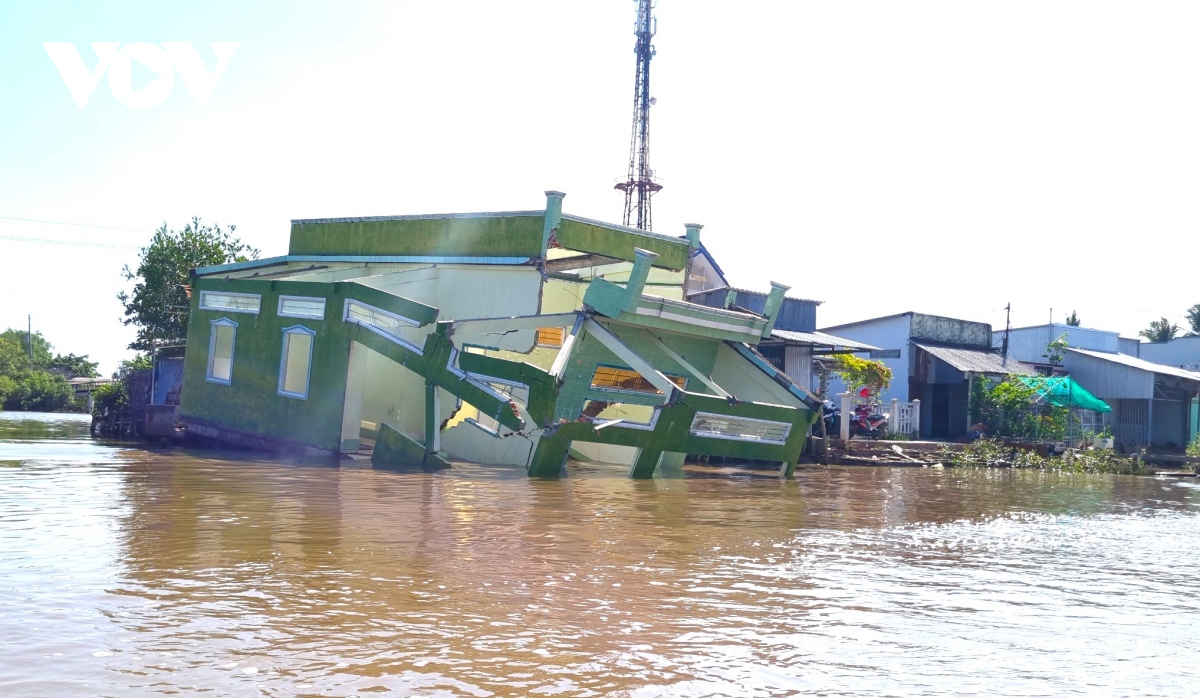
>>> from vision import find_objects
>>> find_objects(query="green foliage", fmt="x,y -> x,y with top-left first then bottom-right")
1065,310 -> 1080,327
1187,435 -> 1200,458
91,381 -> 129,416
969,376 -> 1066,439
0,329 -> 52,368
118,217 -> 258,350
0,329 -> 96,413
48,353 -> 99,379
115,353 -> 153,378
1043,333 -> 1069,365
3,371 -> 75,412
1139,317 -> 1179,343
1187,305 -> 1200,337
942,438 -> 1154,474
830,354 -> 892,395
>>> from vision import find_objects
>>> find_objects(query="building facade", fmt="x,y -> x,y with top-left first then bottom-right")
179,192 -> 819,478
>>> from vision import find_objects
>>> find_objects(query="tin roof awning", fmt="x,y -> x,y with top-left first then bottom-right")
914,343 -> 1036,375
1065,347 -> 1200,383
771,329 -> 880,352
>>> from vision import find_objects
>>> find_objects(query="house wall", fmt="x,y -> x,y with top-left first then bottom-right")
820,314 -> 913,403
709,343 -> 807,408
1061,352 -> 1154,400
1119,337 -> 1142,357
180,279 -> 355,453
910,313 -> 991,348
1139,336 -> 1200,370
181,264 -> 542,454
1000,324 -> 1121,364
686,251 -> 726,294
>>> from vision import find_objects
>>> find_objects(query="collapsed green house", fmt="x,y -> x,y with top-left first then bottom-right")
179,191 -> 819,478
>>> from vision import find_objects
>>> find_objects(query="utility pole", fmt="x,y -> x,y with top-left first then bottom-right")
615,0 -> 662,231
27,315 -> 32,371
1002,303 -> 1011,366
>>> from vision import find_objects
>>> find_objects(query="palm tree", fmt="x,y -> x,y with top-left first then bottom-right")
1140,317 -> 1180,343
1186,304 -> 1200,336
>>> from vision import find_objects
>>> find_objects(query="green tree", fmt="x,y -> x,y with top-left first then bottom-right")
0,329 -> 98,413
3,372 -> 74,412
1065,310 -> 1080,327
118,217 -> 258,350
1043,333 -> 1069,365
830,354 -> 893,396
1139,317 -> 1180,343
0,329 -> 52,369
1186,304 -> 1200,337
48,353 -> 99,379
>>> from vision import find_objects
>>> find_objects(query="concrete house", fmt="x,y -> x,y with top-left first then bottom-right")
818,312 -> 1035,438
179,191 -> 819,478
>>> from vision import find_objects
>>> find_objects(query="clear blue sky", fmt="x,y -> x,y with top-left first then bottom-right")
2,1 -> 1198,373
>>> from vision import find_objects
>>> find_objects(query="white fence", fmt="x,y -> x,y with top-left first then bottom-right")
886,398 -> 921,437
836,394 -> 921,440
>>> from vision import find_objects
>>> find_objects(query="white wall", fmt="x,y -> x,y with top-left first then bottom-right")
819,314 -> 912,403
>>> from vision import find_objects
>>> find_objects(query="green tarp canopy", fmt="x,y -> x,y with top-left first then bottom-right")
1015,376 -> 1111,413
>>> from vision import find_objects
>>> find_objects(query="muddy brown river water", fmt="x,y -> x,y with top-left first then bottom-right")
1,412 -> 1198,696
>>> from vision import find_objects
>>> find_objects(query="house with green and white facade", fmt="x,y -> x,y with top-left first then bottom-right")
179,191 -> 819,478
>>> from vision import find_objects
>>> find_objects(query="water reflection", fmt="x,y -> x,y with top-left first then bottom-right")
1,412 -> 1199,696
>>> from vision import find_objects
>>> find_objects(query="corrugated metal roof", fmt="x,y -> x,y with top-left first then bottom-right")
772,330 -> 880,351
914,343 -> 1036,375
1065,348 -> 1200,382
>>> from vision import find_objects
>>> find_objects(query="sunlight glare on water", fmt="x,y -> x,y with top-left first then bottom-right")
1,412 -> 1198,696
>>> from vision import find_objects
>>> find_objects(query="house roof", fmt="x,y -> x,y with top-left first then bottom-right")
914,343 -> 1036,375
1065,348 -> 1200,383
771,329 -> 880,351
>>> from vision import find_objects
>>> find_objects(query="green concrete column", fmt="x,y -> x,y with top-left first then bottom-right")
541,190 -> 565,256
684,223 -> 703,249
622,248 -> 659,310
424,380 -> 440,455
528,437 -> 570,477
629,448 -> 663,479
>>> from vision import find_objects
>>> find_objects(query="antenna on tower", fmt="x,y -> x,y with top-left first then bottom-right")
615,0 -> 661,231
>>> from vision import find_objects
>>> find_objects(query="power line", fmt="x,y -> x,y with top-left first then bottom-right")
0,234 -> 138,249
0,215 -> 153,233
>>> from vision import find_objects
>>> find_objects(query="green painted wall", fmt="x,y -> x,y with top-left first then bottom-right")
180,278 -> 358,452
556,218 -> 690,270
289,215 -> 545,258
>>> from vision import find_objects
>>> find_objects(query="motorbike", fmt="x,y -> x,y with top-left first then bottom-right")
823,401 -> 888,439
849,403 -> 889,439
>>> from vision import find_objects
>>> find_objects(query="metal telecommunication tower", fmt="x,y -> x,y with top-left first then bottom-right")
615,0 -> 661,231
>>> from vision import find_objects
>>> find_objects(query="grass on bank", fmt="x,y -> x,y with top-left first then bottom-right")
940,438 -> 1158,475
